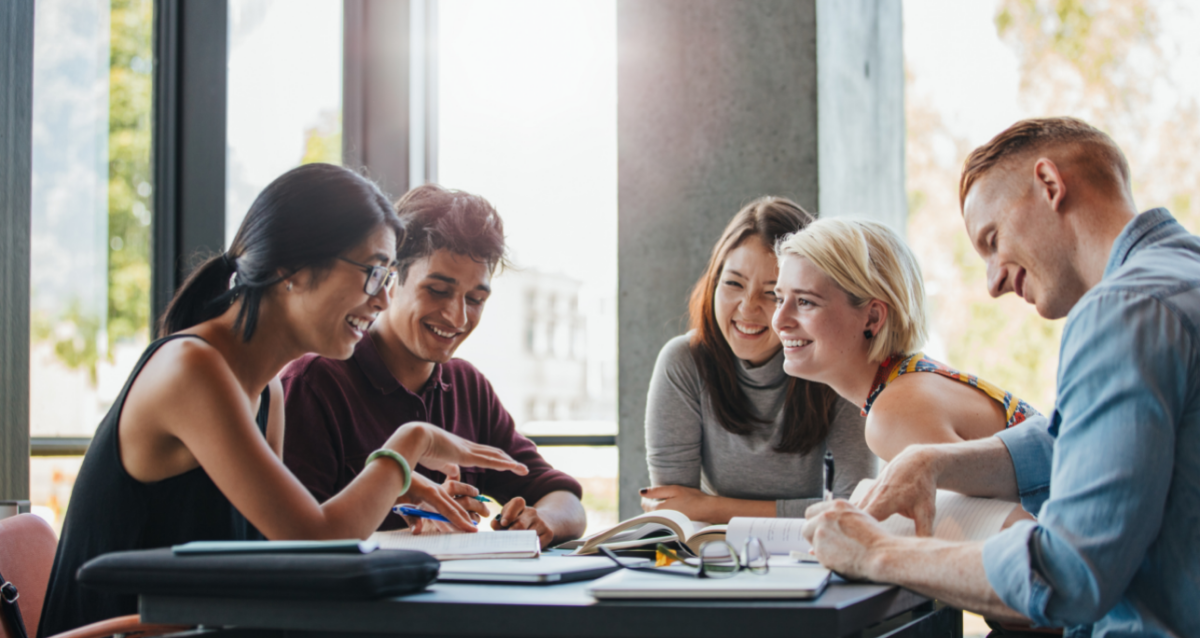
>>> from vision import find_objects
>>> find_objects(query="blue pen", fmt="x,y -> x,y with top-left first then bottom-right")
393,505 -> 478,526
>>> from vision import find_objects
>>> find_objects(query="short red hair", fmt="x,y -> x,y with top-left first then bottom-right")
959,117 -> 1130,210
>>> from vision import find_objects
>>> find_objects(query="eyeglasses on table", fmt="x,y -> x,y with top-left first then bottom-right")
598,536 -> 769,579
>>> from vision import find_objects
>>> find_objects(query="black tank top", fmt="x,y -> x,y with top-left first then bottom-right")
38,335 -> 270,635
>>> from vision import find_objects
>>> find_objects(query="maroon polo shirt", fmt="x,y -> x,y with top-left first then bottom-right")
281,332 -> 583,530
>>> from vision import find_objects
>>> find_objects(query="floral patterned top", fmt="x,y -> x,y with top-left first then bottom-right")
862,352 -> 1038,428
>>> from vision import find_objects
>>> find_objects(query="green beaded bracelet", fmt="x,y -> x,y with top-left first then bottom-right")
366,449 -> 412,496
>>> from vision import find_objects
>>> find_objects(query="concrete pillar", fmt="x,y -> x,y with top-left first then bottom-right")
617,0 -> 904,518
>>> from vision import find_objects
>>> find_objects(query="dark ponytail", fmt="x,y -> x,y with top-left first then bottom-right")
159,163 -> 403,340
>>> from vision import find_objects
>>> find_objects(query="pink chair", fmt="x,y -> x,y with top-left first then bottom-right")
0,514 -> 188,638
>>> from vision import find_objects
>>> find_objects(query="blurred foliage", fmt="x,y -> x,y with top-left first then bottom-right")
908,0 -> 1200,413
32,305 -> 103,384
300,110 -> 343,166
107,0 -> 154,348
41,0 -> 154,376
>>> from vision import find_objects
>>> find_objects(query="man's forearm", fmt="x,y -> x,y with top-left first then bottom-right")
871,536 -> 1027,622
534,491 -> 588,542
923,436 -> 1019,500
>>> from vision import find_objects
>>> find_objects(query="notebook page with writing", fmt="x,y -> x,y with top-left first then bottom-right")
726,517 -> 812,555
850,479 -> 1018,541
371,529 -> 540,560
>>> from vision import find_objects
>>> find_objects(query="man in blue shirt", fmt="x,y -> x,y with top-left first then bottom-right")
800,117 -> 1200,637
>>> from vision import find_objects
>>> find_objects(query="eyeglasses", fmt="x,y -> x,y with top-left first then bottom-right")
339,257 -> 398,296
598,537 -> 769,579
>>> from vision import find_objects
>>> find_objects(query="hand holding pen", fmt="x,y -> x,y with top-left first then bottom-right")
398,473 -> 490,533
491,496 -> 555,548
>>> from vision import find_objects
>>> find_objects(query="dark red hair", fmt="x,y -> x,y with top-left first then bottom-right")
393,183 -> 509,281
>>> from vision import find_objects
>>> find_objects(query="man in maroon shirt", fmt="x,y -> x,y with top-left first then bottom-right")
282,184 -> 586,548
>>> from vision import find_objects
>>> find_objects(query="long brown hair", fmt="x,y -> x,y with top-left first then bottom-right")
687,196 -> 839,454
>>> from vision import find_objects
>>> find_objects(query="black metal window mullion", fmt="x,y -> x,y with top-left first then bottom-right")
152,0 -> 228,326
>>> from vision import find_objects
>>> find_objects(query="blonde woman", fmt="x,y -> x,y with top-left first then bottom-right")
642,198 -> 875,523
771,218 -> 1038,463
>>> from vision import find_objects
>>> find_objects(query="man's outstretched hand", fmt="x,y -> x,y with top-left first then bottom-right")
853,445 -> 941,537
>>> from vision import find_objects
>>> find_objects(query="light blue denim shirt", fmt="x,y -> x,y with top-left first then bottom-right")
982,208 -> 1200,638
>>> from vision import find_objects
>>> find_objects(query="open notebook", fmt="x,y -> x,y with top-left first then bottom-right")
559,510 -> 727,555
371,529 -> 540,560
717,480 -> 1021,563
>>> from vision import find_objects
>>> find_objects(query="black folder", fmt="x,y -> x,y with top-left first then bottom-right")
77,547 -> 439,600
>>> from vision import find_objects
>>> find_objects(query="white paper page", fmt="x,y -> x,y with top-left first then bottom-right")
726,517 -> 812,556
571,509 -> 695,546
851,479 -> 1018,541
371,529 -> 539,559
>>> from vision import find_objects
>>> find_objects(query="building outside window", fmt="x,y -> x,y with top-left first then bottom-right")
438,0 -> 619,532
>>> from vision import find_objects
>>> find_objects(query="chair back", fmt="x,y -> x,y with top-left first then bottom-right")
0,514 -> 58,638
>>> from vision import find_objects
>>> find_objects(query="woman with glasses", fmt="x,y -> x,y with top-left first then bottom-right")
642,197 -> 877,524
39,164 -> 529,635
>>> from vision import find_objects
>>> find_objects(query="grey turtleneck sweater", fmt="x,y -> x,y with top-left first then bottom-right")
645,334 -> 877,518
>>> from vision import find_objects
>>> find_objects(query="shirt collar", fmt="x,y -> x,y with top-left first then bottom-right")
1104,207 -> 1178,278
353,332 -> 451,395
734,346 -> 788,389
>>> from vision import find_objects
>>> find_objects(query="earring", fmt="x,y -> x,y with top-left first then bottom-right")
864,329 -> 874,339
286,281 -> 293,292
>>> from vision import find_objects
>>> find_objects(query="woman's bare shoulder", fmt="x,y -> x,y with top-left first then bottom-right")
865,376 -> 963,461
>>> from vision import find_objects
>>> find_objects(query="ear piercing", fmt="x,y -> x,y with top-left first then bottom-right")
286,281 -> 293,292
864,329 -> 874,339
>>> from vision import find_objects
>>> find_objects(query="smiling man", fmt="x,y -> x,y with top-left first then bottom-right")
282,184 -> 586,548
801,117 -> 1200,637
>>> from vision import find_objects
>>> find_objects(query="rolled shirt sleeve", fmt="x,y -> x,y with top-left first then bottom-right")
993,414 -> 1054,516
982,291 -> 1187,627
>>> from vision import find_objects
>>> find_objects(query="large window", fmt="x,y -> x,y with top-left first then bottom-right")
28,0 -> 155,529
226,0 -> 344,240
438,0 -> 619,532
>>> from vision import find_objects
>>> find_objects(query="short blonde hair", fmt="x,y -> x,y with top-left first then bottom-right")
776,218 -> 928,363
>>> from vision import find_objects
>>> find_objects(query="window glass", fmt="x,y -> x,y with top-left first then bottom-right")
437,0 -> 618,532
226,0 -> 343,244
29,0 -> 154,530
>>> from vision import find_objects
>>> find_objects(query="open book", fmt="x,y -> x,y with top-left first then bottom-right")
559,510 -> 728,555
370,529 -> 540,560
850,479 -> 1020,541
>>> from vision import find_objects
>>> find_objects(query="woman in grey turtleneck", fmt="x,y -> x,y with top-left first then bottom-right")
641,198 -> 877,522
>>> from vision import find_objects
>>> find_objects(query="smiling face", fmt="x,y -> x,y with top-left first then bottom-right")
374,248 -> 492,387
712,238 -> 783,366
962,168 -> 1086,320
285,224 -> 396,359
771,255 -> 878,387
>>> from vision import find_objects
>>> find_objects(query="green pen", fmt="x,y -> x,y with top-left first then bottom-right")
454,494 -> 492,503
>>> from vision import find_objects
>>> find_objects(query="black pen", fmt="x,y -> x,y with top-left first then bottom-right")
823,451 -> 835,501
